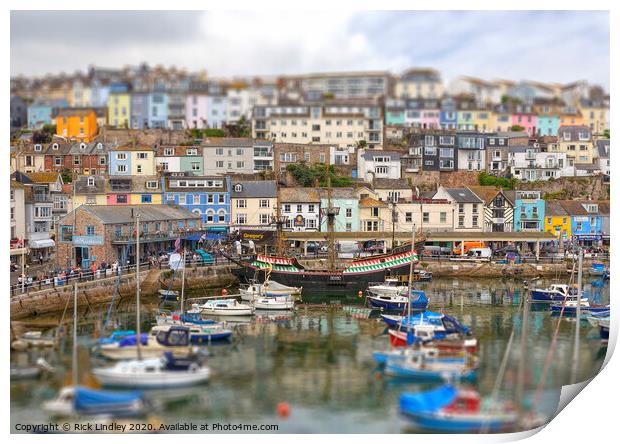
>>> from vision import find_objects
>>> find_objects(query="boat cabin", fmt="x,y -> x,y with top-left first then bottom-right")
443,390 -> 481,413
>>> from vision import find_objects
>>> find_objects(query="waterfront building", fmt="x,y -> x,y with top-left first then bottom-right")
318,188 -> 358,232
279,188 -> 321,232
392,198 -> 454,233
163,175 -> 230,229
358,195 -> 390,232
467,186 -> 516,232
513,191 -> 545,232
56,204 -> 203,268
230,180 -> 277,229
558,200 -> 604,247
544,200 -> 571,243
432,186 -> 484,232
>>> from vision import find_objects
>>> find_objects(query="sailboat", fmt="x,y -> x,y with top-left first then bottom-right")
94,219 -> 210,388
221,162 -> 420,293
43,284 -> 147,417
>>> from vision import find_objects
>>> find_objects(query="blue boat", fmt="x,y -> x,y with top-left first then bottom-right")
400,385 -> 517,433
97,330 -> 136,345
368,290 -> 429,311
550,302 -> 610,315
590,262 -> 608,276
180,312 -> 219,325
381,311 -> 470,337
384,351 -> 477,382
74,387 -> 146,415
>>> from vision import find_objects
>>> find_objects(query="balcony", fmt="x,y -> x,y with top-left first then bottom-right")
111,228 -> 208,244
33,193 -> 52,203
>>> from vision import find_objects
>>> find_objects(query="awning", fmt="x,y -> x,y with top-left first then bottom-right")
206,226 -> 228,233
29,239 -> 55,249
183,233 -> 225,241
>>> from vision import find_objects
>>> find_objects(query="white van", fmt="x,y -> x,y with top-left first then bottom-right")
467,248 -> 492,259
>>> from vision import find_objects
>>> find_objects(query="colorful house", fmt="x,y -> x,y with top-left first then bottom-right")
544,200 -> 571,242
513,190 -> 545,232
439,97 -> 457,130
511,105 -> 537,136
55,108 -> 98,142
559,200 -> 603,247
578,99 -> 609,135
559,107 -> 584,127
148,91 -> 168,129
106,176 -> 162,206
107,83 -> 131,128
385,99 -> 406,126
318,188 -> 359,232
163,175 -> 231,229
556,125 -> 594,164
108,145 -> 156,176
27,99 -> 68,129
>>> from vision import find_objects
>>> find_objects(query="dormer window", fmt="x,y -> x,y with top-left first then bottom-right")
164,148 -> 175,156
80,143 -> 87,150
96,143 -> 103,150
234,183 -> 243,192
34,144 -> 42,152
52,143 -> 59,150
186,148 -> 198,156
87,177 -> 95,187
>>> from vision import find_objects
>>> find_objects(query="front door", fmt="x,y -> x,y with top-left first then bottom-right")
76,246 -> 90,269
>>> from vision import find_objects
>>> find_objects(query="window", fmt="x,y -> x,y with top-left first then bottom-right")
371,207 -> 379,217
191,162 -> 201,171
259,214 -> 270,224
296,204 -> 303,213
164,148 -> 175,156
440,212 -> 447,223
54,156 -> 62,166
87,177 -> 95,187
284,204 -> 291,213
187,148 -> 198,156
116,153 -> 127,160
216,161 -> 224,168
345,223 -> 352,232
458,215 -> 465,227
259,199 -> 269,208
308,204 -> 315,213
86,226 -> 95,236
375,166 -> 389,175
346,208 -> 352,218
236,199 -> 247,208
141,195 -> 152,203
179,195 -> 186,204
60,225 -> 73,242
116,164 -> 127,173
99,155 -> 106,165
472,215 -> 478,227
73,156 -> 81,165
236,161 -> 245,169
236,214 -> 247,224
307,219 -> 317,229
136,165 -> 142,173
458,203 -> 464,214
216,148 -> 224,155
423,212 -> 429,223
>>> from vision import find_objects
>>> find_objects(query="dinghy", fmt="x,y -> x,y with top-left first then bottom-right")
367,278 -> 409,297
43,386 -> 146,417
550,300 -> 609,315
151,323 -> 232,344
384,348 -> 477,381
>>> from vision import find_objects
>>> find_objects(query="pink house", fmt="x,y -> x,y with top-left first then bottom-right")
420,108 -> 441,129
107,194 -> 129,205
511,105 -> 537,136
185,94 -> 209,129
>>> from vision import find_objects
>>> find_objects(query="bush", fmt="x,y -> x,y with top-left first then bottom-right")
203,129 -> 226,138
478,172 -> 517,190
285,162 -> 354,187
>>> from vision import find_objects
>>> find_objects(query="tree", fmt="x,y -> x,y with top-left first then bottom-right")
285,162 -> 354,188
356,140 -> 367,149
60,169 -> 73,184
603,129 -> 610,139
478,172 -> 517,190
510,125 -> 525,132
203,128 -> 226,138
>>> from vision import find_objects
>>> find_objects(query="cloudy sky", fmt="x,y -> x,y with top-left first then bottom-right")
10,10 -> 610,89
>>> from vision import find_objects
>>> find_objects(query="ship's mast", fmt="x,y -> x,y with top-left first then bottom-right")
325,161 -> 337,272
272,171 -> 286,256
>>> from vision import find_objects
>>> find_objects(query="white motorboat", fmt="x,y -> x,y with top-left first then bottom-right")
253,295 -> 295,310
93,352 -> 210,388
240,280 -> 302,301
197,298 -> 254,316
367,278 -> 409,297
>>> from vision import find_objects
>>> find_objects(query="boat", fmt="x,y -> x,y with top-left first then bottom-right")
156,309 -> 218,326
151,323 -> 232,344
599,319 -> 610,342
96,330 -> 136,345
367,289 -> 429,311
587,310 -> 611,327
529,284 -> 579,303
158,289 -> 179,301
239,280 -> 302,301
98,325 -> 194,360
10,357 -> 54,380
373,344 -> 476,366
399,385 -> 517,433
43,386 -> 147,417
388,329 -> 478,352
196,298 -> 254,316
253,295 -> 295,310
550,300 -> 610,315
384,348 -> 477,381
17,331 -> 56,348
589,262 -> 608,276
93,352 -> 210,388
43,282 -> 147,418
381,311 -> 470,334
367,278 -> 408,297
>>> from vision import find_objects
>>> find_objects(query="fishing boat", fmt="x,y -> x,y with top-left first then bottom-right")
550,300 -> 610,315
384,348 -> 477,381
43,386 -> 147,417
253,295 -> 295,310
98,325 -> 194,360
399,385 -> 517,433
151,323 -> 232,344
529,284 -> 579,303
196,299 -> 254,316
93,352 -> 210,388
367,289 -> 429,311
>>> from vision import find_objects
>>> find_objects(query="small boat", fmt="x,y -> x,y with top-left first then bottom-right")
98,326 -> 194,360
373,345 -> 475,367
367,290 -> 429,311
158,289 -> 179,301
254,295 -> 295,310
96,330 -> 136,345
367,278 -> 408,297
381,311 -> 471,336
589,262 -> 608,276
151,323 -> 232,344
197,299 -> 254,316
384,348 -> 477,381
10,357 -> 54,380
156,310 -> 218,326
586,310 -> 610,327
18,331 -> 56,348
43,386 -> 147,417
530,284 -> 579,303
239,280 -> 302,301
550,300 -> 610,315
400,385 -> 517,433
93,352 -> 210,388
388,329 -> 478,352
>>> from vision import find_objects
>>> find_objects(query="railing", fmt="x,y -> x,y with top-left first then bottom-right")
10,253 -> 233,296
112,229 -> 207,243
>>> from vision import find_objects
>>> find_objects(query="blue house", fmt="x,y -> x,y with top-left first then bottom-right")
513,190 -> 545,232
149,90 -> 168,129
439,97 -> 457,129
561,200 -> 604,247
318,188 -> 359,232
206,95 -> 227,129
27,99 -> 68,129
163,175 -> 230,230
131,93 -> 150,129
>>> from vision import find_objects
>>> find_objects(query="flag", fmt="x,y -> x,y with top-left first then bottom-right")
200,233 -> 207,242
174,237 -> 181,253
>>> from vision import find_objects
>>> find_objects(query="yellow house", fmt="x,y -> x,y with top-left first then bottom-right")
230,180 -> 277,228
578,100 -> 609,135
556,125 -> 595,164
559,108 -> 584,127
544,201 -> 571,241
492,109 -> 512,132
473,110 -> 493,132
107,92 -> 131,128
72,175 -> 107,208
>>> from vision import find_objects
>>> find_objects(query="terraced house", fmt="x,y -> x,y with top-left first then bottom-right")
155,145 -> 204,175
108,144 -> 156,176
468,186 -> 516,232
513,191 -> 545,232
202,138 -> 273,175
432,186 -> 484,232
230,180 -> 276,229
553,125 -> 595,166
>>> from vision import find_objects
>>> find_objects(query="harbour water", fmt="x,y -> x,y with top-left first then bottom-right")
10,276 -> 609,433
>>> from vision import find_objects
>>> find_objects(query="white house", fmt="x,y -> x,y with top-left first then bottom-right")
357,149 -> 401,182
508,147 -> 574,181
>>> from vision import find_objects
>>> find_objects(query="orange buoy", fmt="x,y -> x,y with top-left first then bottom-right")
276,402 -> 291,418
221,288 -> 228,296
358,290 -> 363,298
374,372 -> 382,381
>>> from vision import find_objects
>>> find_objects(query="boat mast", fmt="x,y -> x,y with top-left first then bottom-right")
325,161 -> 337,272
273,171 -> 285,256
516,277 -> 530,415
570,249 -> 583,384
406,224 -> 415,343
180,249 -> 186,320
135,213 -> 142,361
72,283 -> 78,388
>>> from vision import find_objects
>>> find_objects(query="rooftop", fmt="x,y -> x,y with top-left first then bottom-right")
75,204 -> 200,225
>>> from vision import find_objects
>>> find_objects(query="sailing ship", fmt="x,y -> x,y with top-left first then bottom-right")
221,162 -> 421,293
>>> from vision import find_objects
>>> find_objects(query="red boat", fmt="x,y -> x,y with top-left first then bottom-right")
388,329 -> 478,354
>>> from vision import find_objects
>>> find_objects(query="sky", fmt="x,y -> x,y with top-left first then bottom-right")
10,10 -> 610,89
